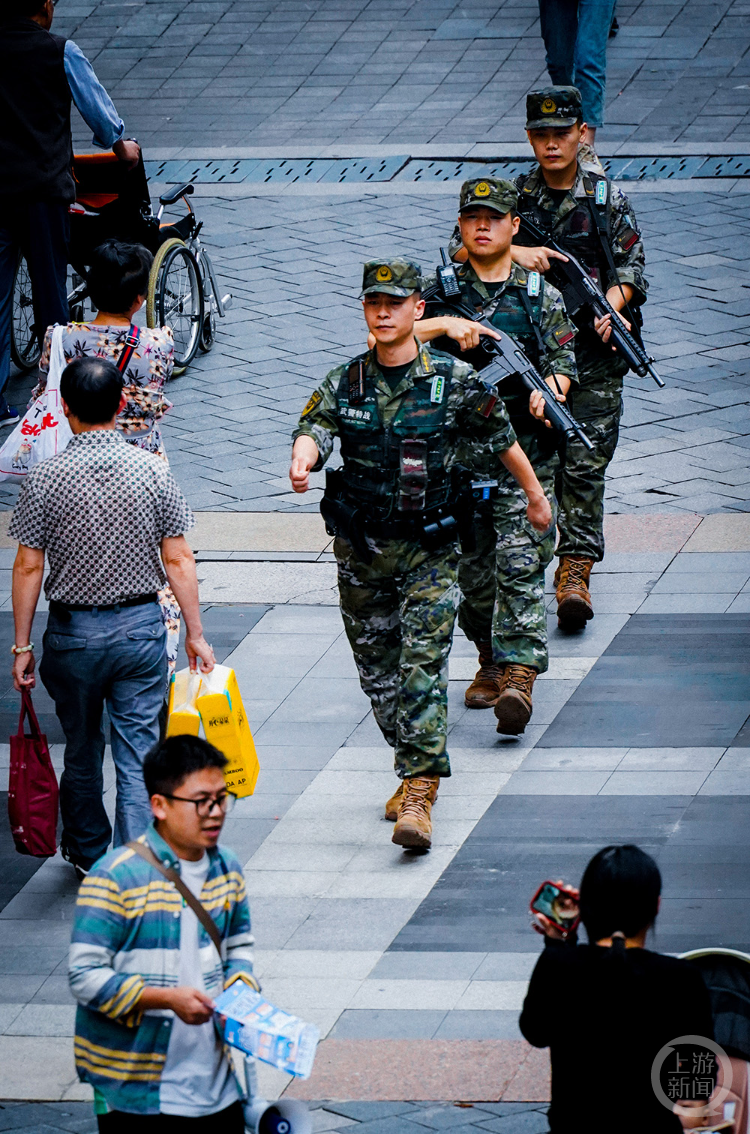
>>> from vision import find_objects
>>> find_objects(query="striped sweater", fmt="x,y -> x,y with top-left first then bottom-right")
69,824 -> 254,1115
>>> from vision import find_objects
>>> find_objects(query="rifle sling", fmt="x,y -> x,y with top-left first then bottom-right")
583,181 -> 641,337
516,287 -> 556,385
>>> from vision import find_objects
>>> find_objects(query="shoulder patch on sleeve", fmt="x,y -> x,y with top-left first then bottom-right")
546,321 -> 576,347
616,225 -> 640,252
301,390 -> 322,417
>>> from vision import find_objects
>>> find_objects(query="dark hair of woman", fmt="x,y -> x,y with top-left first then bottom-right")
87,239 -> 153,316
579,843 -> 661,943
60,356 -> 124,424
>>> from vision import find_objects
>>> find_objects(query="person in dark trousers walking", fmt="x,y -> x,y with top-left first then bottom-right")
520,845 -> 714,1134
0,0 -> 139,425
9,356 -> 215,878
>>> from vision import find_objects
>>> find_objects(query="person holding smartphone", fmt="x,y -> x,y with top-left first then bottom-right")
521,845 -> 714,1133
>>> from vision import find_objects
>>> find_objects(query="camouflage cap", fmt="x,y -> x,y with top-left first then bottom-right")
526,86 -> 582,130
361,258 -> 423,297
459,176 -> 517,215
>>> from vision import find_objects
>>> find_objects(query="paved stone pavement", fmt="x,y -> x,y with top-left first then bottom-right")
56,0 -> 750,150
0,1100 -> 551,1133
0,514 -> 747,1119
7,184 -> 750,517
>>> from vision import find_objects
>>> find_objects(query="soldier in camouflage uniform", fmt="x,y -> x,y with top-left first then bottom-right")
290,259 -> 552,850
512,86 -> 648,630
416,178 -> 577,736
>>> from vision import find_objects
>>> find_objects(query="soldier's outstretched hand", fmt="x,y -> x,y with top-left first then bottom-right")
289,435 -> 320,493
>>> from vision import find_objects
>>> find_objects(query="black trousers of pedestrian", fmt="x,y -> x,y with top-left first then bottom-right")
0,197 -> 70,394
98,1101 -> 246,1132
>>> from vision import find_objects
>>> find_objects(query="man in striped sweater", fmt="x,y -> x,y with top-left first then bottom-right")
69,735 -> 254,1131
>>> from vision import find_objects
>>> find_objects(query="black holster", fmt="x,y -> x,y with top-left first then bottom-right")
320,469 -> 373,564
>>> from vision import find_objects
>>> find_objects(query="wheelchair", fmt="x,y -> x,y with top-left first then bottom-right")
11,150 -> 231,376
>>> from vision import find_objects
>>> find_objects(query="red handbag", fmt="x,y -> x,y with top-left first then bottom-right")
8,689 -> 59,857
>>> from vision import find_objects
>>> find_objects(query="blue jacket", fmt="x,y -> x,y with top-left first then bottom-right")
69,824 -> 253,1115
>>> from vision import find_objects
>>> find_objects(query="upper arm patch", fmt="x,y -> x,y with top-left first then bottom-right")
301,390 -> 322,417
617,225 -> 639,253
549,322 -> 576,347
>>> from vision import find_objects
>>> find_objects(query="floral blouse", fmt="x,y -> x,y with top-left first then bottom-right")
37,323 -> 174,456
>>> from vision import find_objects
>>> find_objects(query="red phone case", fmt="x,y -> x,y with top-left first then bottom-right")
530,880 -> 581,934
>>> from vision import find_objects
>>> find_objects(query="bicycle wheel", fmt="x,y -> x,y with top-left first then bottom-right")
10,255 -> 41,371
147,237 -> 203,373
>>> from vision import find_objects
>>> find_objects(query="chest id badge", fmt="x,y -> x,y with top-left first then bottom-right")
527,271 -> 540,297
595,180 -> 607,206
430,374 -> 445,404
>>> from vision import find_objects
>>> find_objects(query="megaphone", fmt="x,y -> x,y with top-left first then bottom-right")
244,1097 -> 312,1134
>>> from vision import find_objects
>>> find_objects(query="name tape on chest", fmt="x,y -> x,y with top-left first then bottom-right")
341,405 -> 374,422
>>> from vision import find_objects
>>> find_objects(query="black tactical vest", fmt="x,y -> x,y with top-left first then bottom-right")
423,276 -> 550,444
335,355 -> 453,519
515,172 -> 611,288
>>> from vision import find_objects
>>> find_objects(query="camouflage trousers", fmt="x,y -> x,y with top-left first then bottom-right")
556,371 -> 624,563
334,534 -> 458,780
458,448 -> 558,674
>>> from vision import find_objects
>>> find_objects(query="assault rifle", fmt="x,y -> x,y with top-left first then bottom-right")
516,213 -> 664,388
429,252 -> 594,451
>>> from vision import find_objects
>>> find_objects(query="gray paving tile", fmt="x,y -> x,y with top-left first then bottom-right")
433,1010 -> 524,1040
329,1009 -> 447,1039
368,952 -> 487,980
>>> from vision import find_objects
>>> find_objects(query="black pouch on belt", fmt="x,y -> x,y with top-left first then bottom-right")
398,438 -> 428,512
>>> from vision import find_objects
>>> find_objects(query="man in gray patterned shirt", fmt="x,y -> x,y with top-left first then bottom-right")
9,356 -> 215,878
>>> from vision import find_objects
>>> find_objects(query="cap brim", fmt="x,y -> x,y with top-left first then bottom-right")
361,285 -> 418,297
526,116 -> 578,130
459,202 -> 512,215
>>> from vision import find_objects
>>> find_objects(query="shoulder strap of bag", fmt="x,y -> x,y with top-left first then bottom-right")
117,325 -> 140,375
127,840 -> 223,956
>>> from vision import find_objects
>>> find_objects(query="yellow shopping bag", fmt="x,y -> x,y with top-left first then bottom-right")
166,665 -> 260,798
196,665 -> 260,799
166,669 -> 202,737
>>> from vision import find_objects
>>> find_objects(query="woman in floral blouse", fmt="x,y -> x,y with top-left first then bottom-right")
36,239 -> 181,677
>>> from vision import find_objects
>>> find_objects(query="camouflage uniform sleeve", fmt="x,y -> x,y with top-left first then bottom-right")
608,184 -> 648,303
539,281 -> 579,383
292,368 -> 342,469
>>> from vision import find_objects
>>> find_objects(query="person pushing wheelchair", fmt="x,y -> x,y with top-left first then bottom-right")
0,0 -> 139,426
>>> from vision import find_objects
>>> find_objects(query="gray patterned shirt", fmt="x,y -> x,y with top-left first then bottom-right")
9,430 -> 194,604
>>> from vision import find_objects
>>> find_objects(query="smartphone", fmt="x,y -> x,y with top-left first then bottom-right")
530,881 -> 581,934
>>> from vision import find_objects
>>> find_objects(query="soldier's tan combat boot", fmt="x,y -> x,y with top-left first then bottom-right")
464,641 -> 505,709
385,781 -> 404,822
494,664 -> 537,735
392,776 -> 439,850
555,556 -> 595,631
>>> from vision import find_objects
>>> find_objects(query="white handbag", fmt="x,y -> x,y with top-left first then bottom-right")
0,325 -> 74,482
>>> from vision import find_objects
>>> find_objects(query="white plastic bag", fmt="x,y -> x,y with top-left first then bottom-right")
0,325 -> 73,482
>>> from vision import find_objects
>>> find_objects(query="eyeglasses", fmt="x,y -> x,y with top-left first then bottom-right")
162,791 -> 236,817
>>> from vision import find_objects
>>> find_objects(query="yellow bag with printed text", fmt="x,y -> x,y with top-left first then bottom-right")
166,665 -> 259,798
166,669 -> 202,737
